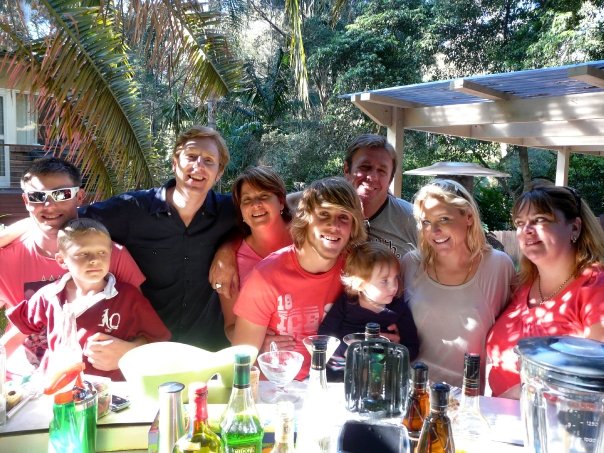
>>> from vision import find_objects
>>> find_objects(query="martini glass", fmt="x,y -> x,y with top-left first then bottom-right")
257,350 -> 304,403
302,335 -> 341,362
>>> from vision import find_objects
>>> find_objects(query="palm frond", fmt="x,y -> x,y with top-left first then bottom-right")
285,0 -> 309,106
1,0 -> 155,196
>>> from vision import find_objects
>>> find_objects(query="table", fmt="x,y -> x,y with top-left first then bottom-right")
0,381 -> 524,452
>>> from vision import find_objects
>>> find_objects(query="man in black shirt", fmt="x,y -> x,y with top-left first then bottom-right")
80,126 -> 235,351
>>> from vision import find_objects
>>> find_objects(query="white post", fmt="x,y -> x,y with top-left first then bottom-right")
386,108 -> 405,198
555,149 -> 570,186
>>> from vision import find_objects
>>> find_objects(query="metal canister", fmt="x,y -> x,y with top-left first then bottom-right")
158,381 -> 186,453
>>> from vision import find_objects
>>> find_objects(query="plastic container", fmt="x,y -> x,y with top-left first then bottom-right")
517,336 -> 604,453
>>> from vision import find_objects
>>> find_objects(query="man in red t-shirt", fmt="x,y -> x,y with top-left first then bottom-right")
0,157 -> 146,376
232,177 -> 367,379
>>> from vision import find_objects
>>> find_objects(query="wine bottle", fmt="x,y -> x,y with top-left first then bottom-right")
296,338 -> 331,452
451,353 -> 491,453
173,382 -> 223,453
417,382 -> 454,453
403,361 -> 430,439
220,353 -> 264,453
270,400 -> 295,453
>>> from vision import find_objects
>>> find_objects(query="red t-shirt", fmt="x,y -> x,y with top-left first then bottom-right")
234,245 -> 344,379
486,264 -> 604,396
0,234 -> 145,308
7,273 -> 171,381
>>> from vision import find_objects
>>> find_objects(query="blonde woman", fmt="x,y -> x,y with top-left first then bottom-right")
402,179 -> 514,389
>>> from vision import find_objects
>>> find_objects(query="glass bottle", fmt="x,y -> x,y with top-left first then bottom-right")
173,382 -> 223,453
417,382 -> 454,453
403,361 -> 430,438
270,400 -> 295,453
451,353 -> 491,453
365,322 -> 381,339
296,338 -> 331,452
220,353 -> 264,453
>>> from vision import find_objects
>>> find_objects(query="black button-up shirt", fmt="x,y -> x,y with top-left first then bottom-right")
79,179 -> 235,351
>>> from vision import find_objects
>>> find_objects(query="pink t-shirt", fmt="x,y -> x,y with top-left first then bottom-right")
0,234 -> 145,308
486,264 -> 604,396
234,245 -> 344,379
237,240 -> 263,286
7,273 -> 171,381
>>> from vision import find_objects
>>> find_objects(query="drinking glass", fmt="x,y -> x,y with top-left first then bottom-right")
257,350 -> 304,403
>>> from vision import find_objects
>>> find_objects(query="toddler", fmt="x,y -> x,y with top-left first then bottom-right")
319,241 -> 419,360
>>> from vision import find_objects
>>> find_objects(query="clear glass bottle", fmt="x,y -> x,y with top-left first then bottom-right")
270,400 -> 295,453
417,382 -> 454,453
364,322 -> 381,339
173,382 -> 223,453
403,361 -> 430,438
220,353 -> 264,453
296,338 -> 331,452
451,353 -> 491,453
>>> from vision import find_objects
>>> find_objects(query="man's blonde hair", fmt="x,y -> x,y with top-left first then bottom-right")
172,125 -> 230,172
341,241 -> 402,297
57,218 -> 111,251
290,177 -> 366,251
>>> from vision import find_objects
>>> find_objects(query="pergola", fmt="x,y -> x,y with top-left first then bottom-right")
346,60 -> 604,197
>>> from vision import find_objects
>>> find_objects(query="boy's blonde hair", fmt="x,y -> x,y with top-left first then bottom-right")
57,218 -> 111,251
290,177 -> 366,251
341,241 -> 402,297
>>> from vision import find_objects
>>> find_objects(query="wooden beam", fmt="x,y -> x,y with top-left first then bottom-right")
387,108 -> 405,197
359,92 -> 424,109
450,79 -> 516,101
414,119 -> 604,140
568,65 -> 604,89
401,92 -> 604,128
523,136 -> 604,147
555,149 -> 570,186
351,95 -> 392,126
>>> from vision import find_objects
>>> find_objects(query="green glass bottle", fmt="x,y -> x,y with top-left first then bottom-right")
220,353 -> 264,453
174,382 -> 223,453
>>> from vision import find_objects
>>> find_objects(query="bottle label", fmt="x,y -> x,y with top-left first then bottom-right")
227,446 -> 258,453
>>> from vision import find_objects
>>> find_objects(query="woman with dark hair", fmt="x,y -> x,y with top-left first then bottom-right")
487,184 -> 604,398
220,166 -> 293,340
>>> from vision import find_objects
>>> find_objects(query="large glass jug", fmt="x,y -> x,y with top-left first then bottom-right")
516,336 -> 604,453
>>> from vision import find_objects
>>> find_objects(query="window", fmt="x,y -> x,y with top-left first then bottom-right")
0,89 -> 40,187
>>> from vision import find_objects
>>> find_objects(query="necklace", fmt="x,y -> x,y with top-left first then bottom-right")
433,257 -> 474,286
537,273 -> 574,305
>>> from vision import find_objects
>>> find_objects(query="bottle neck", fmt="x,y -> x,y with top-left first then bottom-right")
191,392 -> 209,434
275,416 -> 294,445
309,350 -> 327,390
460,377 -> 481,411
233,362 -> 250,389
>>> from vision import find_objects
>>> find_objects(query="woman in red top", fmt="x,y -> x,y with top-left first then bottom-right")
486,184 -> 604,398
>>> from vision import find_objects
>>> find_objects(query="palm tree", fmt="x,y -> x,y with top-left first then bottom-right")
0,0 -> 241,198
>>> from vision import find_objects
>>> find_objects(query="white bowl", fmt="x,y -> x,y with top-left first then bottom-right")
119,342 -> 258,403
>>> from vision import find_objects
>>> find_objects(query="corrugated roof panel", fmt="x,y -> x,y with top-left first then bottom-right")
350,61 -> 604,106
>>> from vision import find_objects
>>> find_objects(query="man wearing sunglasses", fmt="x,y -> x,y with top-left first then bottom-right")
0,157 -> 146,376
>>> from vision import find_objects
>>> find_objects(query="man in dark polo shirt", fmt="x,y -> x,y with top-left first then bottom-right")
80,126 -> 235,351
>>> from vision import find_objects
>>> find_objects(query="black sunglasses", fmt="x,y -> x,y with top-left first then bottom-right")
25,187 -> 80,203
